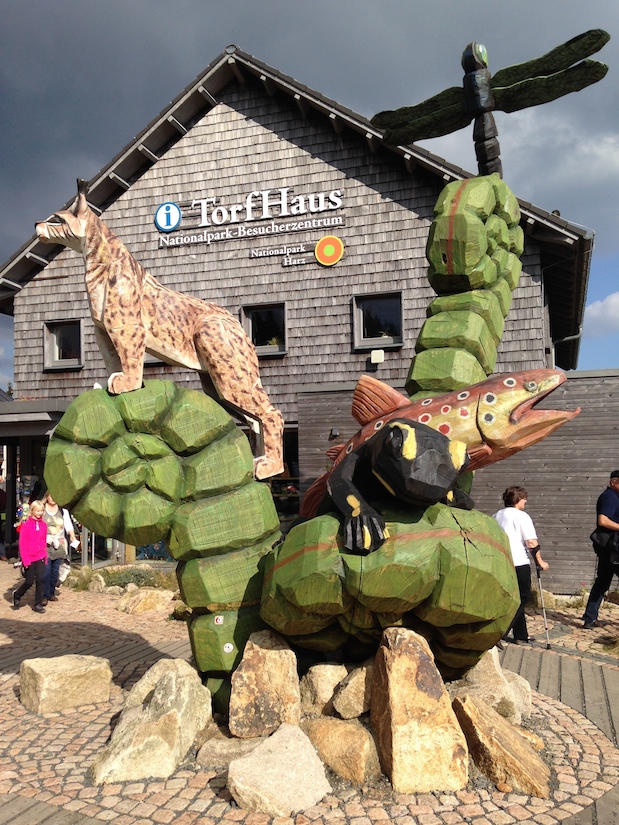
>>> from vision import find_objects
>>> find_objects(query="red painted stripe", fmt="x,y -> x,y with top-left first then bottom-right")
263,525 -> 511,582
446,181 -> 468,276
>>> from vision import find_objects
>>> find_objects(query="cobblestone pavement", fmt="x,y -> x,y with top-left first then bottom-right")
1,558 -> 619,825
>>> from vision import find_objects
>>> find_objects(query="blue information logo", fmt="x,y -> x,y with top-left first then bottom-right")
154,201 -> 182,233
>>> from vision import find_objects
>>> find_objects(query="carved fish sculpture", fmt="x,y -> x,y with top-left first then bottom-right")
300,368 -> 580,531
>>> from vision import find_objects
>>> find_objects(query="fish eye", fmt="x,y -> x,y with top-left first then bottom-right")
524,381 -> 538,392
386,426 -> 403,455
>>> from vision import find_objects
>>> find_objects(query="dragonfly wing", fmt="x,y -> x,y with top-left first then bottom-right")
494,59 -> 608,114
491,29 -> 610,88
372,86 -> 463,128
382,106 -> 473,144
372,88 -> 472,143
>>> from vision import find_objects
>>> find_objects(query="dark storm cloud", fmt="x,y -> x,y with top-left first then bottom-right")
1,0 -> 618,381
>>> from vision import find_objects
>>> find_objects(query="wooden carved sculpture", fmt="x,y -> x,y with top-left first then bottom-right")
36,180 -> 284,480
372,29 -> 609,176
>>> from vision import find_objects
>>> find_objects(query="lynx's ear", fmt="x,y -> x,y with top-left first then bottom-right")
75,179 -> 90,217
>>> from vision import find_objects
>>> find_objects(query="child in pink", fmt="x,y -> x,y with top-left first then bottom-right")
13,500 -> 48,613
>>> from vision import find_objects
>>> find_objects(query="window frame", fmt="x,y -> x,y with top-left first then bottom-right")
352,291 -> 404,352
241,302 -> 288,358
43,320 -> 83,372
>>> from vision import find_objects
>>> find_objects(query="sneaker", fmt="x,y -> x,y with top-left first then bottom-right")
583,621 -> 598,629
12,590 -> 21,609
32,604 -> 46,614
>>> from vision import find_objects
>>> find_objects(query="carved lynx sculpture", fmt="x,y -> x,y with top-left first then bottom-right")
36,180 -> 284,480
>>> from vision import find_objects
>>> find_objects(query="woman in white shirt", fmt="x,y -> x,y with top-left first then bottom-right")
494,486 -> 548,645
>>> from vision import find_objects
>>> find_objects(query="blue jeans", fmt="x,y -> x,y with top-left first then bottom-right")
44,557 -> 63,599
583,551 -> 618,623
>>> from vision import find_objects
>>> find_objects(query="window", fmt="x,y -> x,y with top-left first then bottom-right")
44,321 -> 82,370
242,303 -> 286,357
353,293 -> 403,350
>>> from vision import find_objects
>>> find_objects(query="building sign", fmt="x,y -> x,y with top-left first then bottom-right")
155,186 -> 344,249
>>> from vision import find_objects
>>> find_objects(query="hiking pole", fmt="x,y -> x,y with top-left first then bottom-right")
535,563 -> 551,650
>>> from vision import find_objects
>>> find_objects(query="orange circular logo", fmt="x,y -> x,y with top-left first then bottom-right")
315,235 -> 344,266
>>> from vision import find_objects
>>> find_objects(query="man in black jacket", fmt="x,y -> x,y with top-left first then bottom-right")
582,470 -> 619,628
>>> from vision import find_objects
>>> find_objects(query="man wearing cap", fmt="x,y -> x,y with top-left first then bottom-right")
582,470 -> 619,629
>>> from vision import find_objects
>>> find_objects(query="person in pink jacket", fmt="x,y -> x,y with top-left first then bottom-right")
13,500 -> 48,613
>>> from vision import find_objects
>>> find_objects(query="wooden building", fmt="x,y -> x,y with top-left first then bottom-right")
0,47 -> 600,588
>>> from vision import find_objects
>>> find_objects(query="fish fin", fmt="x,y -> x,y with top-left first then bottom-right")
299,474 -> 329,519
466,442 -> 493,470
326,444 -> 346,462
352,375 -> 409,426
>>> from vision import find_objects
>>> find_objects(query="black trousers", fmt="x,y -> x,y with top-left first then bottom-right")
14,558 -> 46,605
505,564 -> 532,642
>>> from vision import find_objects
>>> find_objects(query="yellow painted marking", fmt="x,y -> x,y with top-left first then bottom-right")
372,470 -> 396,496
384,527 -> 390,539
346,494 -> 361,518
446,491 -> 454,502
362,525 -> 372,550
393,422 -> 417,460
449,440 -> 468,470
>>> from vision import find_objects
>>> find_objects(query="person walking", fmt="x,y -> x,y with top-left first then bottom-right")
494,485 -> 548,645
582,470 -> 619,629
13,499 -> 48,613
42,492 -> 76,604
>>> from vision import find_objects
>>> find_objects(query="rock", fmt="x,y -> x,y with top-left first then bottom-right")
105,585 -> 124,596
332,659 -> 374,719
88,573 -> 106,593
516,727 -> 545,751
126,582 -> 139,592
530,587 -> 555,610
300,663 -> 348,715
304,717 -> 381,785
452,694 -> 550,798
170,599 -> 192,621
228,630 -> 301,738
449,647 -> 530,724
20,654 -> 112,715
118,588 -> 175,614
122,658 -> 199,711
90,659 -> 212,783
197,724 -> 266,767
370,627 -> 468,793
227,723 -> 331,816
503,670 -> 532,721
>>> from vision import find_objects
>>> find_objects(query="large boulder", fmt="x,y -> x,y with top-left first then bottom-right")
227,723 -> 331,816
332,659 -> 374,720
300,663 -> 349,715
452,694 -> 550,798
449,647 -> 531,724
228,630 -> 301,738
304,717 -> 381,785
90,659 -> 212,783
370,627 -> 468,793
20,655 -> 112,715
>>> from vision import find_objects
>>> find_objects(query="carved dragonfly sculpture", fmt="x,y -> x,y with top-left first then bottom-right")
372,29 -> 609,176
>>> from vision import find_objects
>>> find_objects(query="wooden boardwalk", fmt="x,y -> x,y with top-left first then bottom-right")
501,643 -> 619,825
1,640 -> 619,823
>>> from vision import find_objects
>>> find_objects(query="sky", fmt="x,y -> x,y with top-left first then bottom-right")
1,0 -> 618,393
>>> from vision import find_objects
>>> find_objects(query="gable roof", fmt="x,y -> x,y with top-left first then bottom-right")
0,45 -> 592,369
